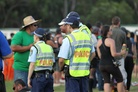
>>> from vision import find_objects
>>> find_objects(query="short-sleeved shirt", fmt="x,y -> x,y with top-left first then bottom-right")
111,27 -> 126,52
111,27 -> 126,59
0,31 -> 12,70
91,34 -> 97,47
28,41 -> 55,63
58,30 -> 95,60
11,30 -> 34,71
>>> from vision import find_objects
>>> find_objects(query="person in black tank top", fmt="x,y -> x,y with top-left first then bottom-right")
96,25 -> 126,92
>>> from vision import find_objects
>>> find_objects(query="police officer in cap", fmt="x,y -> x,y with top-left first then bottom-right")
58,16 -> 95,92
27,28 -> 55,92
66,11 -> 92,37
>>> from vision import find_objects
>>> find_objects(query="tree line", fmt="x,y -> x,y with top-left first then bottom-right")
0,0 -> 138,28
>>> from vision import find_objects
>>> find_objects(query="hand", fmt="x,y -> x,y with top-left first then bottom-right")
28,44 -> 33,49
54,37 -> 57,41
28,79 -> 32,88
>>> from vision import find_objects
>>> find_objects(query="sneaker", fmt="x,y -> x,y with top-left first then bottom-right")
54,83 -> 61,87
60,79 -> 65,83
131,81 -> 138,86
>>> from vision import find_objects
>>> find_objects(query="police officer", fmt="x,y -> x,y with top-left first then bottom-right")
58,16 -> 95,92
66,11 -> 92,37
27,28 -> 55,92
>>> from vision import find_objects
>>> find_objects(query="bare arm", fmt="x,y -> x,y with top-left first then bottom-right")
58,58 -> 65,71
96,40 -> 101,59
2,52 -> 13,59
54,35 -> 63,45
90,52 -> 96,61
46,40 -> 58,48
11,44 -> 33,52
134,30 -> 138,42
134,34 -> 137,42
109,39 -> 125,57
28,62 -> 35,88
58,37 -> 63,44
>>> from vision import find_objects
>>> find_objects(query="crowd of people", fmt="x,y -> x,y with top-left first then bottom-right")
0,11 -> 138,92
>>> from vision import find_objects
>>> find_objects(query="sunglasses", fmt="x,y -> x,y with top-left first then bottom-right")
13,87 -> 15,90
33,24 -> 38,27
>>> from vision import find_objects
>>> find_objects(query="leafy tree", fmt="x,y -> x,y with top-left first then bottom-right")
0,0 -> 137,28
1,0 -> 28,28
84,0 -> 135,25
125,0 -> 138,23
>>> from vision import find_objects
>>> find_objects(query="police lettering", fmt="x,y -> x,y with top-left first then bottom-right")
39,59 -> 53,66
74,51 -> 90,57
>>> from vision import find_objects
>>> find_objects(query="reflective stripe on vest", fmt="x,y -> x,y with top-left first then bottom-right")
70,63 -> 90,70
34,42 -> 54,71
67,31 -> 91,77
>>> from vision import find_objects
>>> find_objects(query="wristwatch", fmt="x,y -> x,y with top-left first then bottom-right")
55,41 -> 57,43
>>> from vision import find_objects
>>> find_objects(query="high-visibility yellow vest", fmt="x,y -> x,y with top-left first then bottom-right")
79,24 -> 95,44
34,41 -> 54,71
79,24 -> 92,37
64,25 -> 92,65
66,31 -> 92,77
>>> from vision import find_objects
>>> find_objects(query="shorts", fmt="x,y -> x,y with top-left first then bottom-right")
99,65 -> 123,83
14,69 -> 28,85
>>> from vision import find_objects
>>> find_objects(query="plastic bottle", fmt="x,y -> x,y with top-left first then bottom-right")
121,44 -> 126,57
122,44 -> 126,51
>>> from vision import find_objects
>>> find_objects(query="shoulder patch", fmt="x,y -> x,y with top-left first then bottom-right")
29,49 -> 33,56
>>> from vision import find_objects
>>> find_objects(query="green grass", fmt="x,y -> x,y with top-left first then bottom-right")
5,75 -> 138,92
5,80 -> 13,92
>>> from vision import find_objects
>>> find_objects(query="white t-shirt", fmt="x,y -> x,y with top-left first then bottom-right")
91,34 -> 98,47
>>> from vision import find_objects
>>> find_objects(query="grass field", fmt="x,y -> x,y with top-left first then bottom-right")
5,74 -> 138,92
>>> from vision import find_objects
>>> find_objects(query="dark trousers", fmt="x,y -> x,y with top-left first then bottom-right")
0,71 -> 6,92
96,67 -> 104,91
124,56 -> 134,91
65,76 -> 88,92
31,73 -> 53,92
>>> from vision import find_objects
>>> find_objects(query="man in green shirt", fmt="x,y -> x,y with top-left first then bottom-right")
11,16 -> 40,85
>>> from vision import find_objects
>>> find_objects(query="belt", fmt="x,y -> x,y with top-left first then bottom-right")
34,70 -> 51,78
35,70 -> 51,74
35,70 -> 46,74
35,70 -> 52,73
